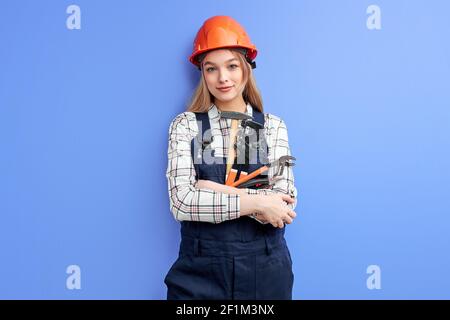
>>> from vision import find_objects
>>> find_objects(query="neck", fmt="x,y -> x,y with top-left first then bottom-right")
214,97 -> 247,113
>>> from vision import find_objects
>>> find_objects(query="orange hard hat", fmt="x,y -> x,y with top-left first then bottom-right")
189,16 -> 258,70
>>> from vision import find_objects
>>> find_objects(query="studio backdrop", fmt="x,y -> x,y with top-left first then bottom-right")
1,0 -> 449,299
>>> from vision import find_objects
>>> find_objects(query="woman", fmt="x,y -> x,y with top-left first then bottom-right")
164,15 -> 298,300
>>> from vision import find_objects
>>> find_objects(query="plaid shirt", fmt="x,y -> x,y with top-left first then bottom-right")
166,103 -> 297,224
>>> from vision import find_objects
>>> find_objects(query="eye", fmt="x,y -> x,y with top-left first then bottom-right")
206,67 -> 216,72
229,64 -> 238,69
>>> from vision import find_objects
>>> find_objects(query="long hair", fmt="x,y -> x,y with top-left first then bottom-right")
187,49 -> 263,113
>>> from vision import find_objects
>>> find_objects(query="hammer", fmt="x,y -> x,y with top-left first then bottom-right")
220,111 -> 252,181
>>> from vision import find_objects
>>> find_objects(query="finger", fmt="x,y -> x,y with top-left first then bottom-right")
270,220 -> 278,228
278,220 -> 284,228
281,194 -> 295,204
284,216 -> 293,224
287,210 -> 297,218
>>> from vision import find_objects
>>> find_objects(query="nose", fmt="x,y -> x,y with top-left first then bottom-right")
218,68 -> 229,84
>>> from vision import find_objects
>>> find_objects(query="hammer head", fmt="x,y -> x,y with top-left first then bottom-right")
220,111 -> 252,121
241,119 -> 263,130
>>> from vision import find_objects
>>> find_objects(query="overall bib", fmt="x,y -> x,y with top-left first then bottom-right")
164,107 -> 294,300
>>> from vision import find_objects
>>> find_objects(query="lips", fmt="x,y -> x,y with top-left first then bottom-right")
217,86 -> 233,92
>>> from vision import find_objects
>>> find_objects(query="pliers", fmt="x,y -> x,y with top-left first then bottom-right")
231,155 -> 296,188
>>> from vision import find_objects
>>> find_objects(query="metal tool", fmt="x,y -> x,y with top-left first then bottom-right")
236,175 -> 284,189
220,111 -> 253,182
236,117 -> 266,166
231,155 -> 296,187
238,177 -> 269,189
220,111 -> 252,122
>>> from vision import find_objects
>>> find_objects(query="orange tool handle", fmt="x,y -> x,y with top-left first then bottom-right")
231,166 -> 269,187
225,169 -> 238,186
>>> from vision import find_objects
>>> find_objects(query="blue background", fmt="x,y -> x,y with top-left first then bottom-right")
1,0 -> 449,299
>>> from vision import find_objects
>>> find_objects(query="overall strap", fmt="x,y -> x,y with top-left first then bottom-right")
195,112 -> 211,137
186,111 -> 213,239
252,108 -> 265,127
251,108 -> 266,154
251,108 -> 269,165
190,111 -> 213,172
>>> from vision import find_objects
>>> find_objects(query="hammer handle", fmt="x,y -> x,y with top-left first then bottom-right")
226,119 -> 238,176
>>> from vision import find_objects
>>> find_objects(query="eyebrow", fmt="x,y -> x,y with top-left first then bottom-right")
203,58 -> 238,66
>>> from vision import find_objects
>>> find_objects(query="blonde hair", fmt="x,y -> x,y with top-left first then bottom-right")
187,49 -> 263,113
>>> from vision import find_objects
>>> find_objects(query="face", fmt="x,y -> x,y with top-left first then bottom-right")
202,49 -> 246,106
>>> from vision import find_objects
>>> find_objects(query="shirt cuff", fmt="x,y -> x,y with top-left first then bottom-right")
225,193 -> 241,221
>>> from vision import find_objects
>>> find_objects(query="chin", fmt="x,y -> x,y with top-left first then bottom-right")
215,93 -> 237,102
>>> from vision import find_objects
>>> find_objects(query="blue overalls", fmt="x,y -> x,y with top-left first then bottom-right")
164,107 -> 294,300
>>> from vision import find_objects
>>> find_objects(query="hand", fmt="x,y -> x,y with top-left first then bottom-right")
253,212 -> 269,223
255,194 -> 296,228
